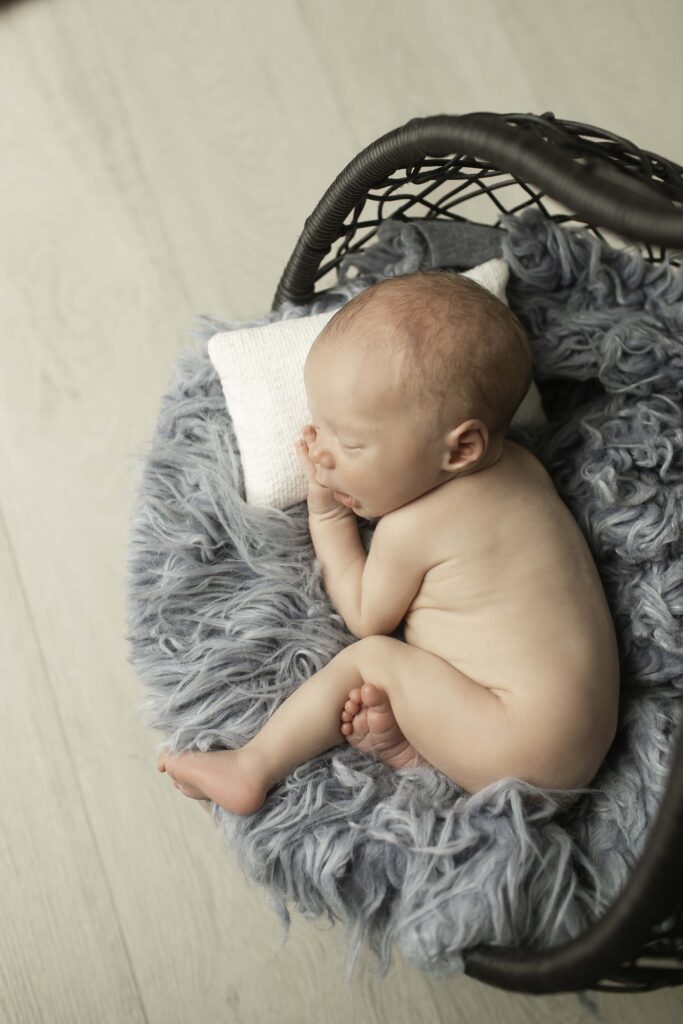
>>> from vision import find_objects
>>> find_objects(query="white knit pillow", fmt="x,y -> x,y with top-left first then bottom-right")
208,259 -> 546,509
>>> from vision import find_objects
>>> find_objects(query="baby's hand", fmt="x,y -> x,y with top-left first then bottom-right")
295,426 -> 347,516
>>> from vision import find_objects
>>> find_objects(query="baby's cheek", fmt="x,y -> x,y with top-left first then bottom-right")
348,457 -> 369,480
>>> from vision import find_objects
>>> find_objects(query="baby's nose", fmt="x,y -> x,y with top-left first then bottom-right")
308,437 -> 334,469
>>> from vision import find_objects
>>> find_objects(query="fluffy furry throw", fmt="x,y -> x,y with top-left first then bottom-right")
126,209 -> 683,978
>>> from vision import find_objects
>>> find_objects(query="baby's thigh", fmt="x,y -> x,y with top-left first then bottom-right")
359,637 -> 527,793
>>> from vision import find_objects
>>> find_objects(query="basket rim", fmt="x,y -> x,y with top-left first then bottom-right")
273,111 -> 683,310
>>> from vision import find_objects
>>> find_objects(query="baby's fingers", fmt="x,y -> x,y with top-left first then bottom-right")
294,437 -> 317,481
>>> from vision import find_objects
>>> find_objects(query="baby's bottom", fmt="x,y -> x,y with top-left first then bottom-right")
159,636 -> 554,814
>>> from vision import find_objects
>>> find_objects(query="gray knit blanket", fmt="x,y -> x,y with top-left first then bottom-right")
126,209 -> 683,979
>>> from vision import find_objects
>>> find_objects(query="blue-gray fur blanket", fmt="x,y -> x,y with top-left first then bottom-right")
126,209 -> 683,979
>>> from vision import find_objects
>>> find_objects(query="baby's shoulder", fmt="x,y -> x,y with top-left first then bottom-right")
372,496 -> 441,572
377,443 -> 552,563
376,482 -> 460,573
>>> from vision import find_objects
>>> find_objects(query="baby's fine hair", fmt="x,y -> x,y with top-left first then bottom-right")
317,270 -> 533,440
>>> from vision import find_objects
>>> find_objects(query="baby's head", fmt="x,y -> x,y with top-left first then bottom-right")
303,270 -> 533,518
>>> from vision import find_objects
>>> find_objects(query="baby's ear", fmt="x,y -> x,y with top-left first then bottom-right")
442,420 -> 488,472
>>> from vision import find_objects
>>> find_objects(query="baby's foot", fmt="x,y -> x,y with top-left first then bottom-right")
340,683 -> 429,770
157,746 -> 270,816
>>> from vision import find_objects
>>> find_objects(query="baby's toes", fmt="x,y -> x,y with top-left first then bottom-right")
341,698 -> 361,722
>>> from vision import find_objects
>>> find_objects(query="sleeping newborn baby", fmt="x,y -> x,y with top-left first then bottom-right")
158,270 -> 621,813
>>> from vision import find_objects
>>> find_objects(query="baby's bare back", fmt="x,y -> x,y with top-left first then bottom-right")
402,440 -> 620,776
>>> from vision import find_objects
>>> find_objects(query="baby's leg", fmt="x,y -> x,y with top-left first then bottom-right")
353,637 -> 521,793
158,640 -> 375,814
158,636 -> 521,813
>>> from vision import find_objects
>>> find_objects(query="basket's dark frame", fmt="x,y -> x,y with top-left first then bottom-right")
272,113 -> 683,995
273,111 -> 683,310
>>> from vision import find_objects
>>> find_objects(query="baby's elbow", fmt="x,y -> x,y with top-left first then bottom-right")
355,612 -> 399,639
349,619 -> 373,640
358,592 -> 407,638
360,625 -> 387,640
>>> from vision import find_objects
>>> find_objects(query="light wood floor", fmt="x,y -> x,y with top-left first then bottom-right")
2,1 -> 683,1021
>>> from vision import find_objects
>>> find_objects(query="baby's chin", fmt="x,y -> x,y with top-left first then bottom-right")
353,501 -> 387,521
348,493 -> 401,518
350,500 -> 369,517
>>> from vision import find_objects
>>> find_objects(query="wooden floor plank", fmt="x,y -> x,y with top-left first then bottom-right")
0,505 -> 147,1024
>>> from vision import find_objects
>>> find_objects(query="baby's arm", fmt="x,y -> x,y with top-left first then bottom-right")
358,509 -> 427,635
310,505 -> 426,639
308,507 -> 367,636
296,428 -> 425,637
295,428 -> 366,635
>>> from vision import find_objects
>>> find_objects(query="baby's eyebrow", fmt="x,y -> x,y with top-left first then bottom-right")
309,410 -> 366,434
334,422 -> 371,439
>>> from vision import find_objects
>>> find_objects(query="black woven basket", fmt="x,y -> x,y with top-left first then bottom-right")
272,112 -> 683,995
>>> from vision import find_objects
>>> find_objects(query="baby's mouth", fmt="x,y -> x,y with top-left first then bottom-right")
334,490 -> 357,509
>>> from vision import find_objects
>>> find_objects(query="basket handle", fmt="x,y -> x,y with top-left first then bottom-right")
272,112 -> 683,309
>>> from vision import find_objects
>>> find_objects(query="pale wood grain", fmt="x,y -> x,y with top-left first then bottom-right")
491,0 -> 683,163
1,0 -> 682,1021
0,1 -> 438,1020
0,507 -> 146,1024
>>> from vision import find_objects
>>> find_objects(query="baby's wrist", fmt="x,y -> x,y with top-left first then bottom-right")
306,483 -> 352,519
308,503 -> 356,524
